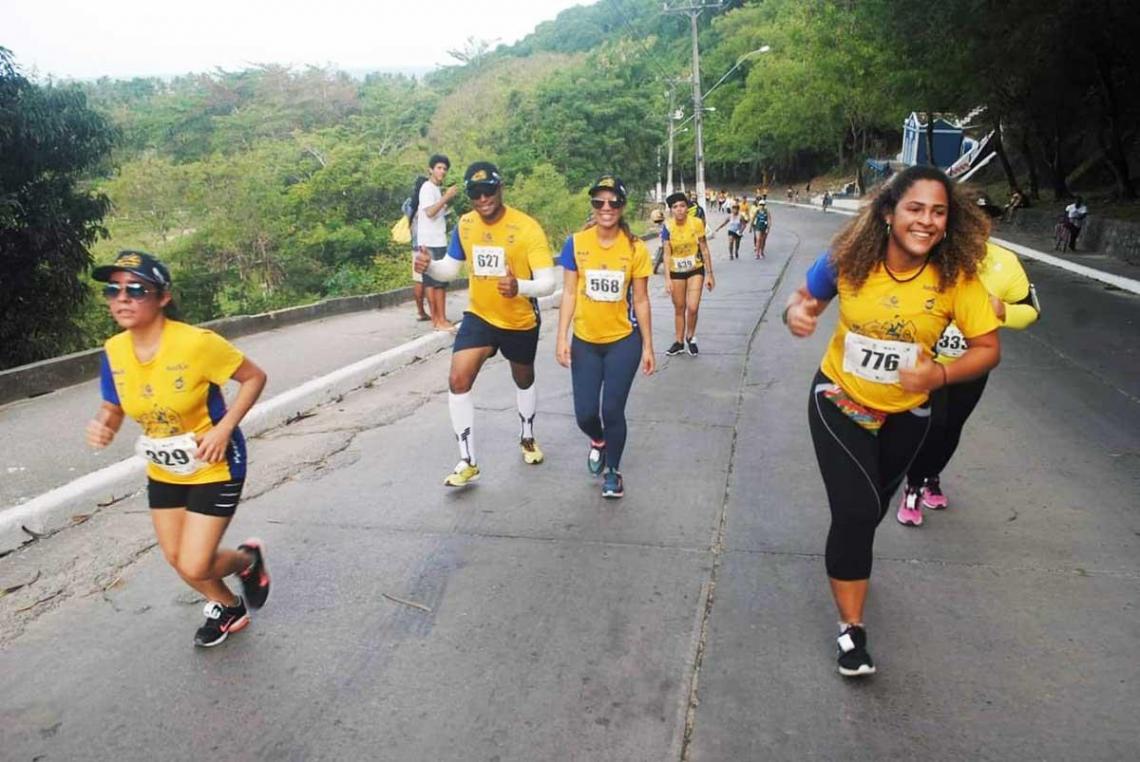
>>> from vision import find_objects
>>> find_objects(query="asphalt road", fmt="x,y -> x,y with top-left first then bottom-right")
1,207 -> 1137,761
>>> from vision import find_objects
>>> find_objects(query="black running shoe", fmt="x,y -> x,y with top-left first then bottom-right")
238,538 -> 270,609
587,440 -> 606,476
666,341 -> 686,356
602,469 -> 624,499
836,624 -> 876,677
194,598 -> 250,648
686,338 -> 699,356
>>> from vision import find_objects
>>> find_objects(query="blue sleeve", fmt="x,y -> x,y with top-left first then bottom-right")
446,228 -> 465,261
805,252 -> 839,300
99,351 -> 120,406
558,236 -> 576,270
660,225 -> 671,242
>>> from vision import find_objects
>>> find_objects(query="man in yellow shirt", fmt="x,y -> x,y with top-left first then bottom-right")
416,162 -> 557,486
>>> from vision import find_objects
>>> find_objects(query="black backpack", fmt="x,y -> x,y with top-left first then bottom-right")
405,175 -> 429,221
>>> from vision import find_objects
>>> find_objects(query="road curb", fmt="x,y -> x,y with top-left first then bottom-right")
0,291 -> 561,554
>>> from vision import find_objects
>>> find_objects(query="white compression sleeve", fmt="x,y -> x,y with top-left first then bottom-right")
515,267 -> 558,298
425,254 -> 463,283
516,384 -> 537,440
448,391 -> 476,463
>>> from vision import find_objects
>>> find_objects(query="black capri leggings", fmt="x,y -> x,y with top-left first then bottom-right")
807,371 -> 931,580
907,372 -> 989,487
571,330 -> 642,470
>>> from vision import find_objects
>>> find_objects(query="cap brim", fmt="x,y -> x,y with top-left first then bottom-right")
91,265 -> 165,284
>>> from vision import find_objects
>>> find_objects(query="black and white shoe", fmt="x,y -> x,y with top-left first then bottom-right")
686,338 -> 699,356
194,598 -> 250,648
836,624 -> 876,677
237,538 -> 270,609
666,341 -> 686,356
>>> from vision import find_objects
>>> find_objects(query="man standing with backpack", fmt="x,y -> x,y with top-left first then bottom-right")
415,154 -> 459,330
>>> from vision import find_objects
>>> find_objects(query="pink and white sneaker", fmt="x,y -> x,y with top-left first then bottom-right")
896,486 -> 923,527
921,477 -> 948,510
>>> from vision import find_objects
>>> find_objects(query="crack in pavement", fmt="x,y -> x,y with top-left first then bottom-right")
680,231 -> 800,762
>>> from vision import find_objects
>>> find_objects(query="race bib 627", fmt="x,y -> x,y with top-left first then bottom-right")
471,246 -> 507,277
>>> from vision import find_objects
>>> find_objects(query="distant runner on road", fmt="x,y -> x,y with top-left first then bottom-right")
556,175 -> 655,499
751,200 -> 771,259
416,162 -> 557,487
783,166 -> 1001,677
662,191 -> 715,357
86,251 -> 271,648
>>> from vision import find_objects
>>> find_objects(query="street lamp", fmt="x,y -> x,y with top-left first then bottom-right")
703,46 -> 770,102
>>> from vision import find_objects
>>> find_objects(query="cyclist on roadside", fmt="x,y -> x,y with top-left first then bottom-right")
783,165 -> 1000,677
415,162 -> 557,487
86,251 -> 271,648
650,207 -> 667,274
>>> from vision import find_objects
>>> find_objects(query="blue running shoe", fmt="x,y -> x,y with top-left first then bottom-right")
602,469 -> 624,499
588,440 -> 606,476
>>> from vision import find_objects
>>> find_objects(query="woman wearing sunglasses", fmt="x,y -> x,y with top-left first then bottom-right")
86,250 -> 270,648
662,191 -> 715,357
556,176 -> 655,499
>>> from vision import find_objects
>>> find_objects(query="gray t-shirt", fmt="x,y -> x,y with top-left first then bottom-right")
416,181 -> 448,247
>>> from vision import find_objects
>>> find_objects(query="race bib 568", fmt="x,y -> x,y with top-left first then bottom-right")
471,246 -> 507,277
842,332 -> 919,384
584,269 -> 625,302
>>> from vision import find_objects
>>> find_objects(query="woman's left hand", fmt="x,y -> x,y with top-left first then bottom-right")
898,351 -> 943,393
641,348 -> 656,376
195,424 -> 234,463
705,273 -> 716,292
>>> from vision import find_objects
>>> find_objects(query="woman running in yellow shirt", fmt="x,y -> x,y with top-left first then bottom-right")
784,166 -> 1001,676
86,251 -> 270,647
556,176 -> 655,498
662,191 -> 715,356
896,241 -> 1040,525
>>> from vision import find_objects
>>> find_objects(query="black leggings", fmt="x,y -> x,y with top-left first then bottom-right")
907,372 -> 989,487
808,371 -> 931,580
571,330 -> 642,470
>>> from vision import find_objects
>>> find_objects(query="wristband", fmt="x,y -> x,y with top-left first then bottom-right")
938,363 -> 948,389
781,305 -> 791,325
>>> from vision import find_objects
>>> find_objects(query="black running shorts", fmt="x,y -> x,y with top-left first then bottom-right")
669,267 -> 706,281
148,478 -> 245,518
453,311 -> 540,365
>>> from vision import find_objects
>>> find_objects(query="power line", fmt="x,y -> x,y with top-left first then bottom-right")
606,0 -> 676,84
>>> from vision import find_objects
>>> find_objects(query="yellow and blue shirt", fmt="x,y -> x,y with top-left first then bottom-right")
806,253 -> 1001,413
934,242 -> 1039,363
447,205 -> 554,331
559,227 -> 653,344
100,320 -> 247,484
661,217 -> 707,274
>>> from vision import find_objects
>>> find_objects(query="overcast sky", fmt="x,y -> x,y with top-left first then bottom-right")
4,0 -> 587,80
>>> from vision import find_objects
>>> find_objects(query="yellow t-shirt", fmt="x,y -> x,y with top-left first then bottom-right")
559,227 -> 653,344
934,242 -> 1038,363
448,206 -> 554,330
806,255 -> 1001,412
663,217 -> 706,273
100,320 -> 247,484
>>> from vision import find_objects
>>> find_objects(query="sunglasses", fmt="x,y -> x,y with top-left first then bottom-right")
466,184 -> 499,200
590,198 -> 625,210
103,282 -> 153,300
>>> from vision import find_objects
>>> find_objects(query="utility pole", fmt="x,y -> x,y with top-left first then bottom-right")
663,1 -> 722,215
656,144 -> 663,202
665,83 -> 678,197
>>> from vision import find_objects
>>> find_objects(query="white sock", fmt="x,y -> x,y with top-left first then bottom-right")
448,391 -> 475,463
516,384 -> 537,440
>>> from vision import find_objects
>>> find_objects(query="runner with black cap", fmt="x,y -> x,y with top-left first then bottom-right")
556,175 -> 655,499
415,162 -> 557,486
662,191 -> 715,356
85,251 -> 271,647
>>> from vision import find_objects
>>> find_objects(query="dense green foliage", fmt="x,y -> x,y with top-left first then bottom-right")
2,0 -> 1134,367
0,48 -> 116,368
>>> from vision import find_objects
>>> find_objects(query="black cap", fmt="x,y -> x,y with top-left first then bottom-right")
92,250 -> 172,288
463,161 -> 503,190
665,191 -> 687,207
588,174 -> 627,204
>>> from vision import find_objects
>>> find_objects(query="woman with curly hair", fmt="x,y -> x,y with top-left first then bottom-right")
782,165 -> 1001,677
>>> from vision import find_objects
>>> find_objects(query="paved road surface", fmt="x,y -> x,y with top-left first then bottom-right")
1,207 -> 1137,760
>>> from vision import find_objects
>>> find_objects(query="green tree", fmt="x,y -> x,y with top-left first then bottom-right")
0,48 -> 115,369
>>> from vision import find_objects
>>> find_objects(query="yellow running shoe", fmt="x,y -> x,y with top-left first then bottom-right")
520,438 -> 544,465
444,460 -> 480,487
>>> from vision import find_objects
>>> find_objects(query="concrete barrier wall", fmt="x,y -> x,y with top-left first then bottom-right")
1004,208 -> 1140,266
0,280 -> 468,407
